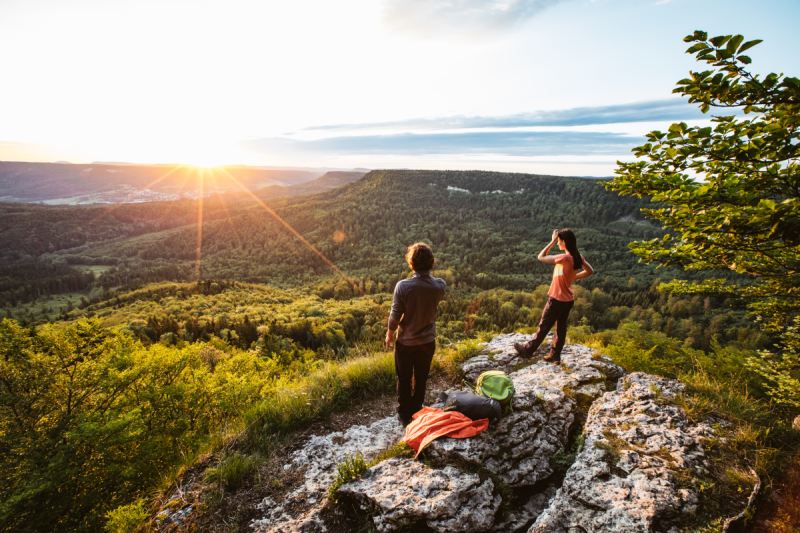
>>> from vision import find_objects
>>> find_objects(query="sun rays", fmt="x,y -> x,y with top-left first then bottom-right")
78,160 -> 356,292
194,170 -> 205,281
215,166 -> 358,292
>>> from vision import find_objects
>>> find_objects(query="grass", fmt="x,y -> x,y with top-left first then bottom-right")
327,442 -> 413,501
593,430 -> 629,466
204,453 -> 262,491
8,291 -> 89,322
241,351 -> 397,452
434,337 -> 489,380
241,335 -> 487,453
551,431 -> 585,474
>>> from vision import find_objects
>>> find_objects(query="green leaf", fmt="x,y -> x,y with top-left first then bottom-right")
709,35 -> 730,47
686,30 -> 708,42
759,199 -> 777,210
738,39 -> 763,53
727,34 -> 744,53
686,43 -> 708,54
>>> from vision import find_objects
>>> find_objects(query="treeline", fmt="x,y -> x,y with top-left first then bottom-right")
70,280 -> 762,355
2,170 -> 669,312
0,258 -> 95,306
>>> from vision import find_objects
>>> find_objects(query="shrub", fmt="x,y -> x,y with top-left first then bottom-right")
105,499 -> 148,533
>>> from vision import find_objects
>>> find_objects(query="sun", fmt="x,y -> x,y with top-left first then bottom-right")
183,154 -> 230,170
173,138 -> 245,169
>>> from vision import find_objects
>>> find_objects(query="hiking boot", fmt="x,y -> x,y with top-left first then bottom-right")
543,352 -> 561,364
513,341 -> 535,358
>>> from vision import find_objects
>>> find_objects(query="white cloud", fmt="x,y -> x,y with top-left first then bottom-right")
382,0 -> 570,36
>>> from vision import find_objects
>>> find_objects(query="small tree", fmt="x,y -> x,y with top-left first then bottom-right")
607,31 -> 800,409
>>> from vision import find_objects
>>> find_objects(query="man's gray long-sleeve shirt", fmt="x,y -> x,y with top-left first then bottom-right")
388,271 -> 446,346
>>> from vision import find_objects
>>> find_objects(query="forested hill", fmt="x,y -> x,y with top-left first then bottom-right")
283,169 -> 659,289
2,169 -> 663,319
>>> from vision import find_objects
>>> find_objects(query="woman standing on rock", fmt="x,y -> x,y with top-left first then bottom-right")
514,228 -> 594,363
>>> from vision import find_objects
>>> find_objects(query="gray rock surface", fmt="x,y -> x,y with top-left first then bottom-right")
250,415 -> 404,532
490,485 -> 558,532
248,335 -> 719,533
427,336 -> 623,487
461,332 -> 531,381
336,457 -> 502,532
530,372 -> 714,533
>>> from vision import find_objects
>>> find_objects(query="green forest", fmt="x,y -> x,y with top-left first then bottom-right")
0,167 -> 781,531
1,31 -> 799,532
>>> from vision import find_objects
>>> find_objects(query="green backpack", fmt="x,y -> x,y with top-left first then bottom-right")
474,370 -> 515,412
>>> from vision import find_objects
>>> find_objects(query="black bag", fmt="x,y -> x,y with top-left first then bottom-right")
440,390 -> 502,422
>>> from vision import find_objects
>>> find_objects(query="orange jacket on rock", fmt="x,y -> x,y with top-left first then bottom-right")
401,406 -> 489,458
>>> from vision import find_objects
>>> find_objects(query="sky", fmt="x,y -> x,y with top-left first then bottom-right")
0,0 -> 798,176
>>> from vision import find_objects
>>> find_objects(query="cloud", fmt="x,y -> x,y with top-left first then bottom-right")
383,0 -> 570,36
243,98 -> 714,169
246,130 -> 639,158
303,99 -> 705,135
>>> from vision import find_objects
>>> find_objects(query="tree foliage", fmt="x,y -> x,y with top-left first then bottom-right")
608,31 -> 800,408
0,318 -> 285,531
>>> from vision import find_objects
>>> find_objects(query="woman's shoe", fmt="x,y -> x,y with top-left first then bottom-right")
514,341 -> 535,358
543,352 -> 561,364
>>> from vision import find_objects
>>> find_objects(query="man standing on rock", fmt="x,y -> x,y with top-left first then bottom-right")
385,242 -> 447,427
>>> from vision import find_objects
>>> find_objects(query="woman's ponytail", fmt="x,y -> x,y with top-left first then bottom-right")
557,228 -> 583,270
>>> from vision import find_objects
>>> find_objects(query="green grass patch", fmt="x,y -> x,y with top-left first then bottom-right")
243,336 -> 484,453
328,442 -> 412,501
242,350 -> 396,452
204,453 -> 262,491
434,337 -> 489,380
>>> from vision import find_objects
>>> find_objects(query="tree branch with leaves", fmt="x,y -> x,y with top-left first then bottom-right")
607,30 -> 800,409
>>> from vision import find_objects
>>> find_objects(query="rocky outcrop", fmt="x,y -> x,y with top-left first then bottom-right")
530,372 -> 714,532
427,337 -> 623,488
334,336 -> 628,532
461,332 -> 532,381
250,335 -> 719,533
250,416 -> 404,532
336,457 -> 501,532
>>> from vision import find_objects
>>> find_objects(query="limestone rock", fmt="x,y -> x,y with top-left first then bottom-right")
250,415 -> 404,532
336,457 -> 501,532
427,339 -> 623,487
490,484 -> 558,532
461,332 -> 531,381
530,372 -> 714,533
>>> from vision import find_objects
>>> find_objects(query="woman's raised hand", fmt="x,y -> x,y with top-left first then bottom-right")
551,229 -> 559,242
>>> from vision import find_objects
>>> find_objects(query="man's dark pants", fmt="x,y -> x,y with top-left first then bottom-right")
395,341 -> 435,425
523,297 -> 574,357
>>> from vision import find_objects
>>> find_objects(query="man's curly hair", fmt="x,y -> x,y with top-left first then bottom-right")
405,242 -> 434,272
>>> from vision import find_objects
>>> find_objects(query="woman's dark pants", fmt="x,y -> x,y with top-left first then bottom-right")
524,297 -> 574,357
395,341 -> 435,425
